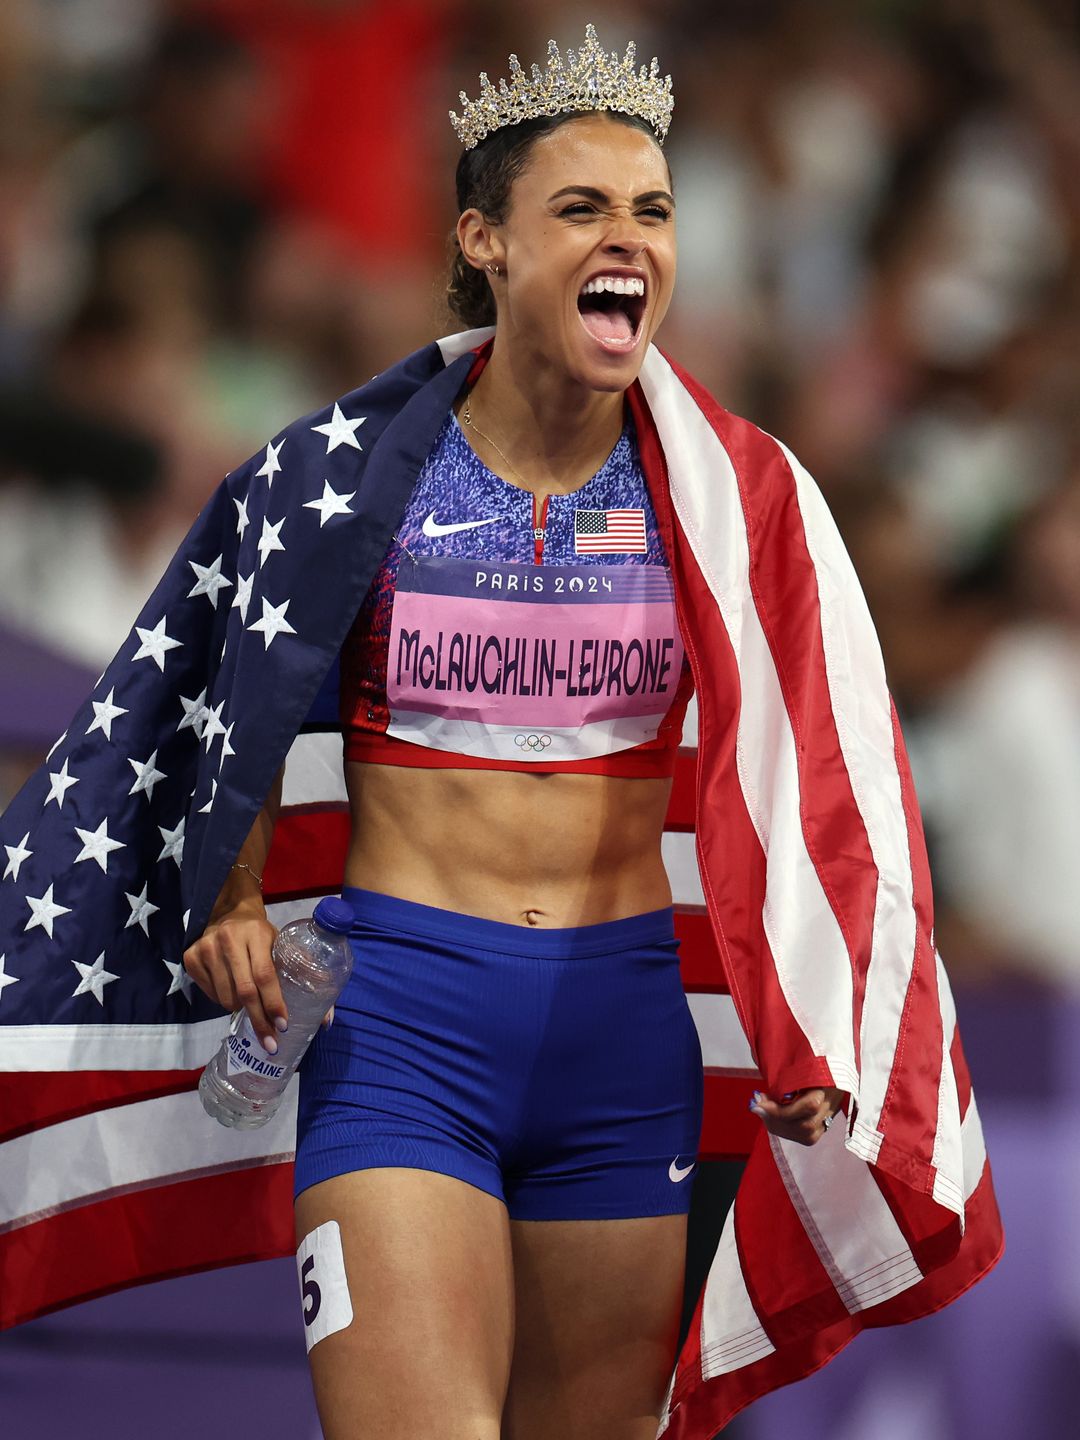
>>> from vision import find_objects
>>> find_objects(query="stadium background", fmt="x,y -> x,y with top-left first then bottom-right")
1,1 -> 1078,1436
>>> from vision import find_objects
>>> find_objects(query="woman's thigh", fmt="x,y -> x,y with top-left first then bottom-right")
294,1167 -> 516,1440
503,1212 -> 688,1440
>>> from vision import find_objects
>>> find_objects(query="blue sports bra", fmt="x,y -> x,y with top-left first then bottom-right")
340,406 -> 693,776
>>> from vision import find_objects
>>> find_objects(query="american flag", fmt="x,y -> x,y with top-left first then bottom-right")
574,506 -> 648,553
0,332 -> 1001,1436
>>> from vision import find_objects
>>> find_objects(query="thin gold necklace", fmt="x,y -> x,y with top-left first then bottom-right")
460,394 -> 532,490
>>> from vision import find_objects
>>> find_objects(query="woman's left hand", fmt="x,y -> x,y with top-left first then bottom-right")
750,1087 -> 846,1146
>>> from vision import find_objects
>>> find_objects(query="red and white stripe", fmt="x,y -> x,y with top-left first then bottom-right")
626,348 -> 1001,1437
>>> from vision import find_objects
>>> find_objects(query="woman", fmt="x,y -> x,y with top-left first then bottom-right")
181,30 -> 845,1440
0,21 -> 997,1436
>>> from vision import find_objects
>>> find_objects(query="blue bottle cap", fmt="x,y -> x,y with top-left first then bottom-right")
313,897 -> 355,934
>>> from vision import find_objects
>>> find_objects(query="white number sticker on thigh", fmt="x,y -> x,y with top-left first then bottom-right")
296,1219 -> 354,1353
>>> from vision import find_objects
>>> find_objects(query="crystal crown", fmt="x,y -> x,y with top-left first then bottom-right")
450,23 -> 674,151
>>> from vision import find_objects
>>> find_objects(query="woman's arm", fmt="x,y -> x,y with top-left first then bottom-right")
182,766 -> 286,1051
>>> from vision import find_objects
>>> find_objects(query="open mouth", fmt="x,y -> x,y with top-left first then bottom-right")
577,275 -> 647,351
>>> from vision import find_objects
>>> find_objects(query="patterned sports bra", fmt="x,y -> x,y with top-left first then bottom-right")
339,407 -> 693,777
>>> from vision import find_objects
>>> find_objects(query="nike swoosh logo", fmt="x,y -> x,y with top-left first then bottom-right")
669,1158 -> 695,1183
421,512 -> 501,538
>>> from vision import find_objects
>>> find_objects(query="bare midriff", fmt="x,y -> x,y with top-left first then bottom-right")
343,761 -> 674,928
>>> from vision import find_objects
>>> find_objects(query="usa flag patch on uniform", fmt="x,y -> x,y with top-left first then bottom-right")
573,508 -> 647,554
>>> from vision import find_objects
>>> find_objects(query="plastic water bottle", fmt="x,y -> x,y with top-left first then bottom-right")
198,896 -> 355,1130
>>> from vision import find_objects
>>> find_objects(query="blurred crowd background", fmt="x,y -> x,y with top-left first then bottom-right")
1,2 -> 1078,1437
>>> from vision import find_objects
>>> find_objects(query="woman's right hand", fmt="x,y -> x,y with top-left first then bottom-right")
182,899 -> 285,1053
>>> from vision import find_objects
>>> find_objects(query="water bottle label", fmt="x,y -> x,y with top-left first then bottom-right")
226,1017 -> 287,1080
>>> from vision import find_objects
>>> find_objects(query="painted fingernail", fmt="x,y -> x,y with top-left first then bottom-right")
262,1034 -> 278,1055
274,1016 -> 288,1033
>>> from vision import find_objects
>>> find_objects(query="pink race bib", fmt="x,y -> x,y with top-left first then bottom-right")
386,557 -> 685,763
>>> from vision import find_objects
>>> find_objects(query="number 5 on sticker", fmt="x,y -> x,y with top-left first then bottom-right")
300,1254 -> 321,1326
295,1220 -> 353,1353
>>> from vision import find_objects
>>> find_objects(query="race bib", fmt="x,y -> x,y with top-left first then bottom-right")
386,557 -> 684,762
296,1220 -> 353,1352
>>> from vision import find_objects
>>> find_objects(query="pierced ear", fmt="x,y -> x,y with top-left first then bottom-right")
457,208 -> 504,275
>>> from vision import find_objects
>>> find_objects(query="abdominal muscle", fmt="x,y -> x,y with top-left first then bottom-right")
342,760 -> 674,928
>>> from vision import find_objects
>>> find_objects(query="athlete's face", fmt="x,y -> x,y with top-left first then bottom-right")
463,114 -> 677,393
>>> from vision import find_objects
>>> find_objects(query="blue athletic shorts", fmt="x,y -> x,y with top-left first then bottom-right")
293,887 -> 704,1220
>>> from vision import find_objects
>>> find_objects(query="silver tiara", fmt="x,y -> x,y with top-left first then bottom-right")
449,23 -> 674,151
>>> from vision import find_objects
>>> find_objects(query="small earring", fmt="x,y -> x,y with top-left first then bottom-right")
485,263 -> 502,277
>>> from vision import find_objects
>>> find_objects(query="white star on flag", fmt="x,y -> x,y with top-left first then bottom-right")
232,572 -> 254,623
247,596 -> 297,650
45,758 -> 80,810
202,700 -> 227,751
234,494 -> 250,539
312,403 -> 365,453
128,750 -> 167,802
3,833 -> 32,883
87,688 -> 128,743
198,778 -> 218,814
74,818 -> 126,874
133,616 -> 182,670
0,954 -> 20,1007
25,883 -> 71,938
178,689 -> 208,738
157,818 -> 186,867
304,479 -> 356,527
218,722 -> 236,770
187,555 -> 233,609
255,437 -> 285,486
257,516 -> 286,568
71,953 -> 119,1004
163,957 -> 195,1002
125,883 -> 159,936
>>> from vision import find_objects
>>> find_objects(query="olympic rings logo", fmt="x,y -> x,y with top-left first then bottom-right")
514,733 -> 552,751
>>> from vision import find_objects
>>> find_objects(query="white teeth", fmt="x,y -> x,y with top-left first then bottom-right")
580,276 -> 645,297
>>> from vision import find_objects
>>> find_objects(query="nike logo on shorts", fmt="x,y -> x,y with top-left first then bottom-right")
422,512 -> 500,538
669,1157 -> 695,1183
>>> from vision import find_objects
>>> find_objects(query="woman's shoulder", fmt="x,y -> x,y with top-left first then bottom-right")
638,347 -> 809,485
